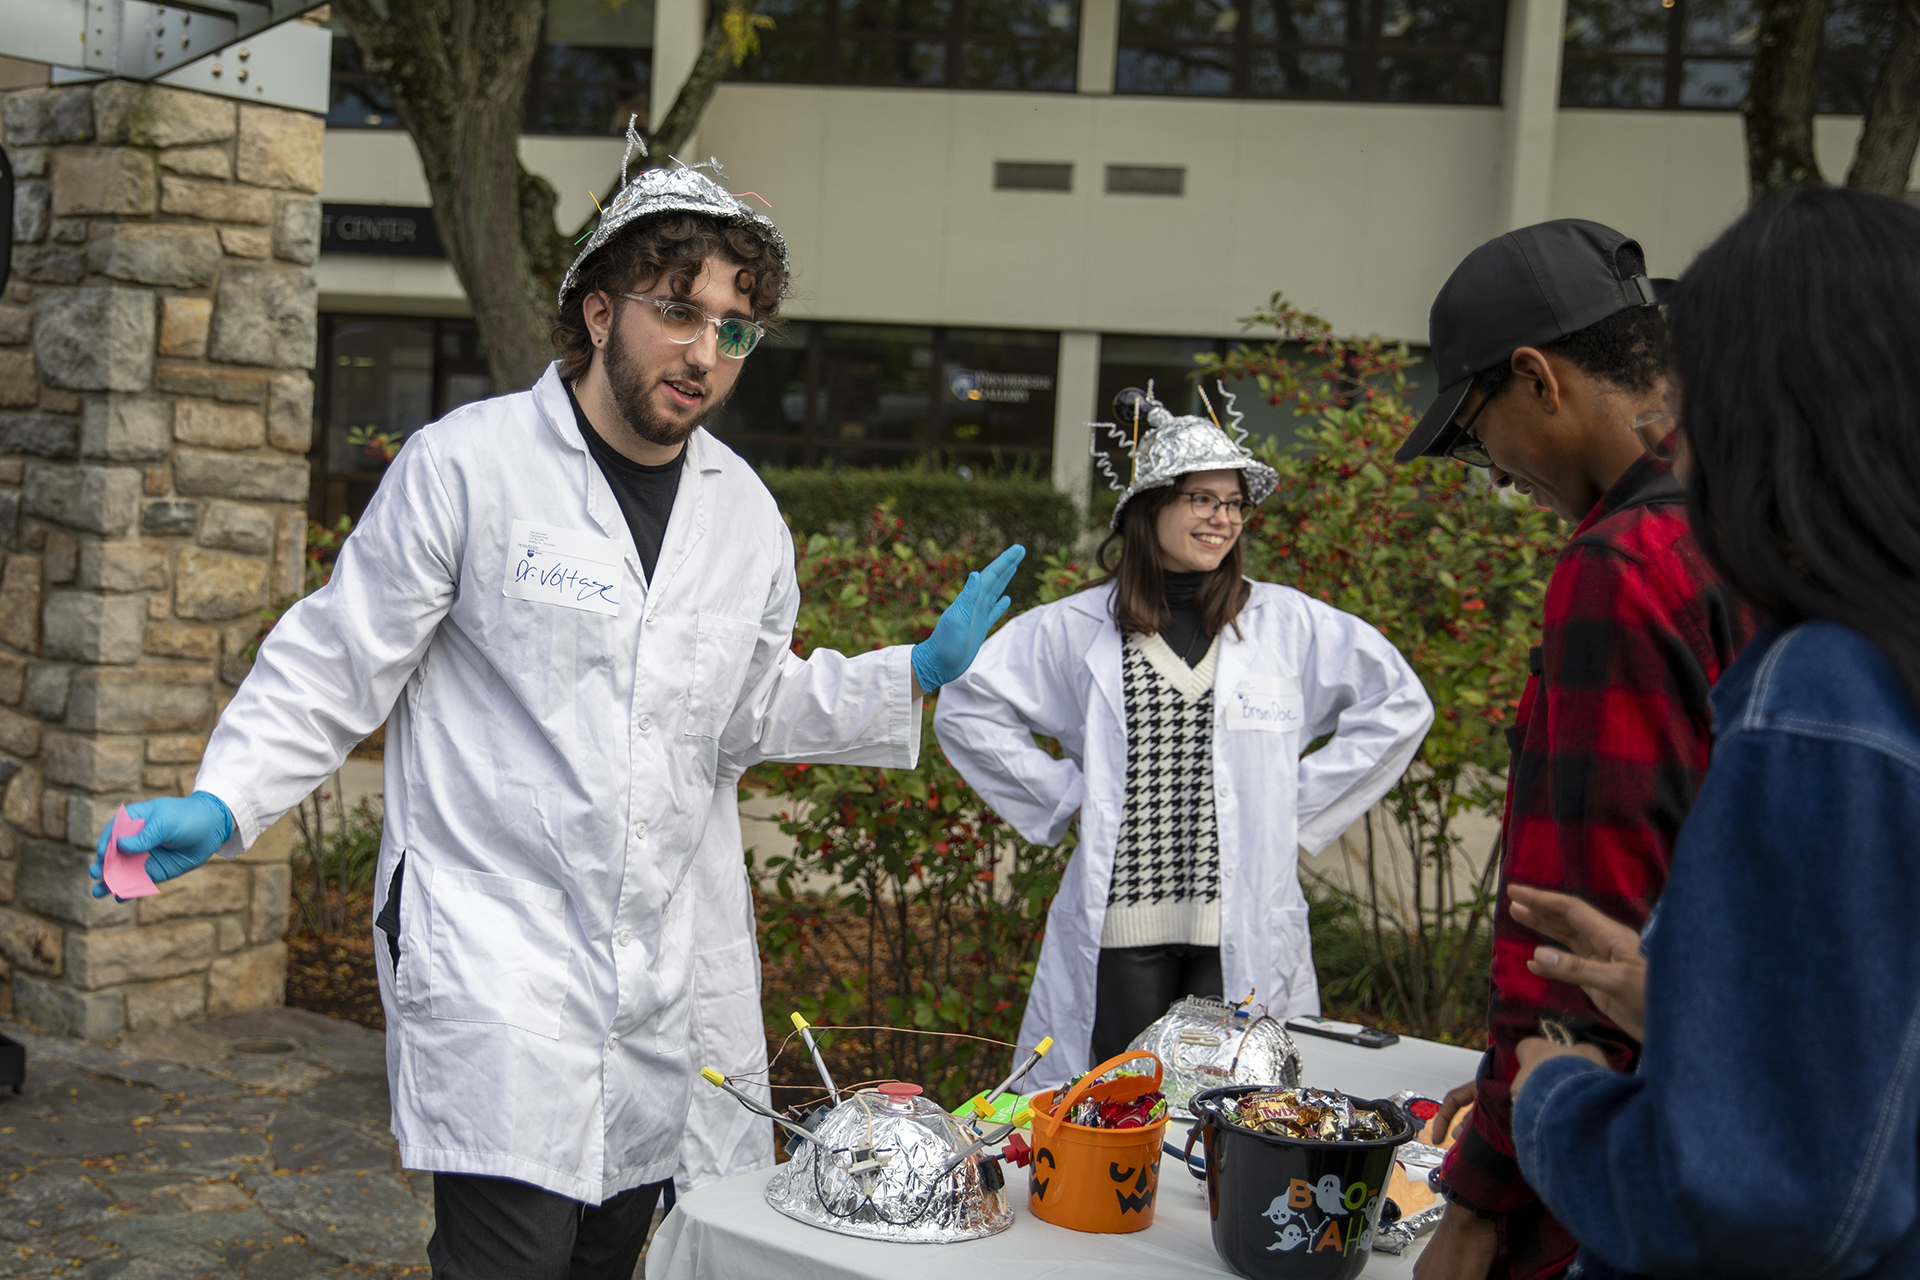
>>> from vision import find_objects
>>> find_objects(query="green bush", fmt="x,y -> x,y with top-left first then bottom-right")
760,466 -> 1085,564
749,517 -> 1081,1102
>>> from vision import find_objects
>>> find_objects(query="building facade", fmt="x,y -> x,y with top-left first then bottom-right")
308,0 -> 1915,525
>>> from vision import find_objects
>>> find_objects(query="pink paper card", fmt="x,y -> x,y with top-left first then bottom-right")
102,806 -> 159,900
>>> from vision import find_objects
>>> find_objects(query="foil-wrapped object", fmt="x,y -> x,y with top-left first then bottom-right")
1230,1086 -> 1394,1142
1125,996 -> 1301,1117
1094,385 -> 1281,528
764,1084 -> 1013,1244
557,117 -> 790,310
1373,1201 -> 1446,1255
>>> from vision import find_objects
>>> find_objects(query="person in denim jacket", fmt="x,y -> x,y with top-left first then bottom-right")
1505,188 -> 1920,1278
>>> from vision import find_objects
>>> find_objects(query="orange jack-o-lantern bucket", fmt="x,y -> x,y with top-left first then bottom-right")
1025,1049 -> 1167,1233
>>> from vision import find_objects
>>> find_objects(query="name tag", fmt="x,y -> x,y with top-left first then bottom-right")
1226,677 -> 1303,733
502,520 -> 622,616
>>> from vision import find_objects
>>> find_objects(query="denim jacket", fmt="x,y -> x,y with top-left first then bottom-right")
1514,620 -> 1920,1279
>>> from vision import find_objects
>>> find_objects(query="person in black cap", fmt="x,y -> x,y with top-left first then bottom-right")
1407,221 -> 1758,1280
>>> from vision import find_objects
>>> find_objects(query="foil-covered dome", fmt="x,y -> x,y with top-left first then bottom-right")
765,1083 -> 1014,1243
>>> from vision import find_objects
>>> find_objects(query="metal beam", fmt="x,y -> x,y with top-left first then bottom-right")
47,14 -> 331,113
7,0 -> 326,82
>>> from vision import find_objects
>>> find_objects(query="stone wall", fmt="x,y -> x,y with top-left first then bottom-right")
0,81 -> 319,1038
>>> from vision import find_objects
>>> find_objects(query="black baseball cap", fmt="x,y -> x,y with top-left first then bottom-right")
1395,219 -> 1673,464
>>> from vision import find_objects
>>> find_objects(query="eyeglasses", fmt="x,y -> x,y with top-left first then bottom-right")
621,294 -> 766,358
1630,409 -> 1682,462
1179,490 -> 1257,522
1443,385 -> 1497,469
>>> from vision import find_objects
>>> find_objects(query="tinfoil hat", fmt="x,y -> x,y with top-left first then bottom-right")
1095,383 -> 1280,529
556,117 -> 790,311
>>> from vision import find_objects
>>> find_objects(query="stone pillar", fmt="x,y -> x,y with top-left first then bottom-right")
0,80 -> 319,1039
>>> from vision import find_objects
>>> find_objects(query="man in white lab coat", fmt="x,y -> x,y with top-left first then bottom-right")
88,153 -> 1022,1279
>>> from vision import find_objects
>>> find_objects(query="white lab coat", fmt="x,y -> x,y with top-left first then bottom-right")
197,364 -> 920,1203
672,768 -> 775,1194
933,582 -> 1432,1090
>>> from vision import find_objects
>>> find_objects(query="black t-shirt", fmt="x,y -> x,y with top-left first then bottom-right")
565,383 -> 684,584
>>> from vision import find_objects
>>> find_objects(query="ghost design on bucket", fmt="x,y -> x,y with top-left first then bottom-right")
1268,1222 -> 1311,1252
1261,1196 -> 1298,1228
1313,1174 -> 1349,1216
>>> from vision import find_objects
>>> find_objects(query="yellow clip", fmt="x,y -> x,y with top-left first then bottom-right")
700,1068 -> 726,1087
1035,1036 -> 1054,1056
972,1097 -> 997,1119
791,1012 -> 811,1032
1011,1108 -> 1034,1127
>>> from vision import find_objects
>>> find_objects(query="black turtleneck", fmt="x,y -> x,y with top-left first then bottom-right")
1163,571 -> 1209,667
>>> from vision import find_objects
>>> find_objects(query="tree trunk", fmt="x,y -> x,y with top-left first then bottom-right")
1846,0 -> 1920,194
333,0 -> 570,394
1743,0 -> 1831,202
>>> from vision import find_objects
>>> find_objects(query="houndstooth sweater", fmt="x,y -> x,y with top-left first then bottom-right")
1101,631 -> 1222,948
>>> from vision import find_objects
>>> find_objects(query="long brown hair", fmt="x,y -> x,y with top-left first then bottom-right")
1093,477 -> 1252,638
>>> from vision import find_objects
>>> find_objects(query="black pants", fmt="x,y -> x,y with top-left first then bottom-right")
429,1173 -> 667,1280
1090,943 -> 1224,1065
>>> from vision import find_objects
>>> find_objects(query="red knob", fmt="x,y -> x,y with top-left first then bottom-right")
876,1081 -> 924,1099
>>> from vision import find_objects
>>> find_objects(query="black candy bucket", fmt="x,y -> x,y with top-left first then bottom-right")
1184,1085 -> 1415,1280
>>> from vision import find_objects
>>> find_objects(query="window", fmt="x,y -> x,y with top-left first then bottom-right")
1106,164 -> 1185,194
326,0 -> 653,136
1115,0 -> 1507,104
708,322 -> 1059,470
995,161 -> 1075,190
1093,333 -> 1440,482
727,0 -> 1081,91
311,316 -> 491,527
1560,0 -> 1900,111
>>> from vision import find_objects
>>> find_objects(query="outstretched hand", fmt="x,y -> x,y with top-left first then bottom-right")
911,544 -> 1026,693
1509,884 -> 1648,1041
90,793 -> 235,900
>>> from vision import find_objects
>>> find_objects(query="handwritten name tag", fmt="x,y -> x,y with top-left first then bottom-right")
1226,677 -> 1304,733
502,520 -> 622,616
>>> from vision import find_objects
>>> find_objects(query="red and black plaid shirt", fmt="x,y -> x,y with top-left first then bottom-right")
1437,456 -> 1758,1279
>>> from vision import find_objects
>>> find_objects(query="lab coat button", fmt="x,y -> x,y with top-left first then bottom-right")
1225,942 -> 1237,955
633,822 -> 648,839
607,1034 -> 618,1048
1223,867 -> 1235,879
639,714 -> 654,731
618,931 -> 632,947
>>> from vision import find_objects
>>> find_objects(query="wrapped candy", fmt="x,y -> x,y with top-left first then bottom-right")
1230,1086 -> 1394,1142
1066,1091 -> 1168,1130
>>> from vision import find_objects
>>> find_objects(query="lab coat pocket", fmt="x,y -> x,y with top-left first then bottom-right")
427,868 -> 571,1039
685,613 -> 761,739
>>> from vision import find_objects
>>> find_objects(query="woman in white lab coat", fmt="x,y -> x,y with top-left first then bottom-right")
934,388 -> 1434,1088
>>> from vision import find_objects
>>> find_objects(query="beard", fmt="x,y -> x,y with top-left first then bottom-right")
602,308 -> 738,450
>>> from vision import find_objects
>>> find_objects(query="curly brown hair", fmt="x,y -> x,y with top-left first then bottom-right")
552,212 -> 788,380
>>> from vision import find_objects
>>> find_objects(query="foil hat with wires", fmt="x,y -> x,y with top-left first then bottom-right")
1094,382 -> 1279,529
556,115 -> 790,311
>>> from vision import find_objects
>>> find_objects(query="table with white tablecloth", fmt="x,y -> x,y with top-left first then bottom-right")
647,1031 -> 1483,1280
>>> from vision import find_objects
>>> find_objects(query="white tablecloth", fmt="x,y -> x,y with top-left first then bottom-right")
647,1032 -> 1483,1280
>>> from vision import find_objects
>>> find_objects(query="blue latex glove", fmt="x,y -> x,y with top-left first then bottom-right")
89,792 -> 235,900
911,544 -> 1026,692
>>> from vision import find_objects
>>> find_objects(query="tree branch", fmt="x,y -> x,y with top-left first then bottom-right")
1847,0 -> 1920,193
1743,0 -> 1831,202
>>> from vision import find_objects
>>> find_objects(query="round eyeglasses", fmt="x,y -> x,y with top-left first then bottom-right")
622,294 -> 765,358
1179,490 -> 1257,522
1630,409 -> 1682,462
1443,386 -> 1498,469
